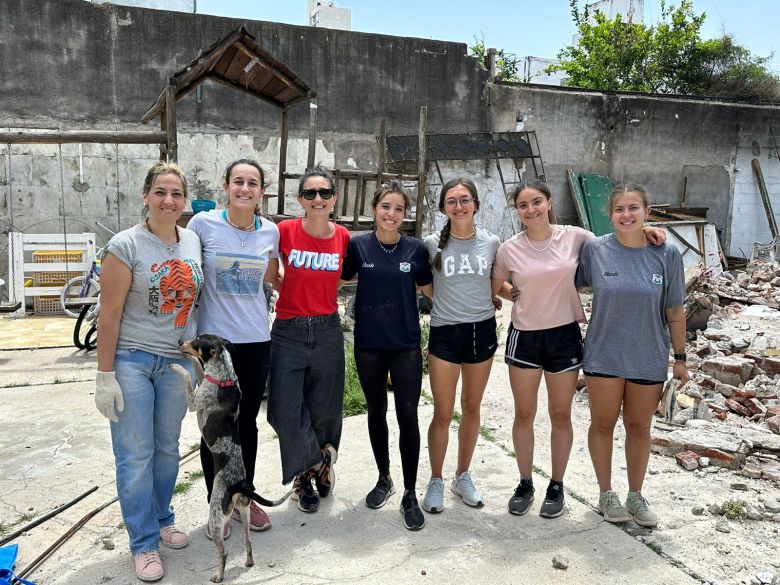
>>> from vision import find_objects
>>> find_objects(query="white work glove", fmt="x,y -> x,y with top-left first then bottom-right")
264,283 -> 279,313
95,371 -> 125,422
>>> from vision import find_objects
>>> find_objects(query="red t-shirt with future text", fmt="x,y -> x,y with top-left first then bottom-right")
275,218 -> 350,319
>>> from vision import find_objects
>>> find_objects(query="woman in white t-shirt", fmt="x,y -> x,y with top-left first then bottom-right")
491,179 -> 663,520
187,159 -> 280,539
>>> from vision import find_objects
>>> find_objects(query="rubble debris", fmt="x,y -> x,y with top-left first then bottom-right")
551,556 -> 569,570
676,450 -> 700,471
768,416 -> 780,434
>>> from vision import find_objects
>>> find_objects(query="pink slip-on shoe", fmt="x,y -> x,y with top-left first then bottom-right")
159,525 -> 189,549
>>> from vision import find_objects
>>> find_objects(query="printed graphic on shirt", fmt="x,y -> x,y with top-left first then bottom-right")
399,262 -> 411,273
215,252 -> 266,299
652,273 -> 663,285
287,249 -> 341,271
442,253 -> 489,277
148,259 -> 203,328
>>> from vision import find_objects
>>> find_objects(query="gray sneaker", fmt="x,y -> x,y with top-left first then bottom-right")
508,479 -> 535,516
598,490 -> 631,523
422,477 -> 445,513
451,471 -> 484,508
625,492 -> 658,527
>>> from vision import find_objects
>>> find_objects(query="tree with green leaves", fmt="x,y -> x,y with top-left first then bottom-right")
547,0 -> 780,102
469,35 -> 520,82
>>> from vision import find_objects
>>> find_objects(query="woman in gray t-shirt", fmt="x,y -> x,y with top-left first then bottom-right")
95,162 -> 203,582
577,182 -> 688,529
421,178 -> 512,514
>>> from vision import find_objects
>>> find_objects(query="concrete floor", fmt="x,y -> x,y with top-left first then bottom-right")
0,311 -> 776,584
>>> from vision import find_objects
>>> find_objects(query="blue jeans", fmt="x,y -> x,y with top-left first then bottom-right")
267,313 -> 345,484
111,348 -> 193,554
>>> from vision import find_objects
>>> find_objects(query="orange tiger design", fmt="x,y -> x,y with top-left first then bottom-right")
150,259 -> 200,328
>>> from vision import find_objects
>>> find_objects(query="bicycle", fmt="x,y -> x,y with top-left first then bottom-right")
60,253 -> 101,319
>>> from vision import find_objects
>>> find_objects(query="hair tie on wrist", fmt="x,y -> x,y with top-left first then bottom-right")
436,248 -> 442,253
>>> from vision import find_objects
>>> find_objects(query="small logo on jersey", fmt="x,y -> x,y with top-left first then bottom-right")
362,262 -> 374,268
571,357 -> 578,364
399,262 -> 411,273
652,273 -> 663,285
488,343 -> 497,350
604,271 -> 618,277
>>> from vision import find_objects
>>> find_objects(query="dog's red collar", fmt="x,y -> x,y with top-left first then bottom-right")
205,374 -> 237,388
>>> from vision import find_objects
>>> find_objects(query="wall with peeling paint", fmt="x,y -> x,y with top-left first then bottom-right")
2,0 -> 780,296
488,84 -> 780,257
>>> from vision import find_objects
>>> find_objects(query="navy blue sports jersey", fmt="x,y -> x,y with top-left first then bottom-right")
342,233 -> 433,349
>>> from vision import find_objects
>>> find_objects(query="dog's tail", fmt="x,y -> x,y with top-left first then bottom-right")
231,480 -> 294,507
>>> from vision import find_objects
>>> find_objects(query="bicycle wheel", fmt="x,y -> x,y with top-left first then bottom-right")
83,323 -> 98,351
73,305 -> 90,349
60,276 -> 100,318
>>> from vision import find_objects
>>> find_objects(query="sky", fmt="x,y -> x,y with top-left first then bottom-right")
195,0 -> 780,74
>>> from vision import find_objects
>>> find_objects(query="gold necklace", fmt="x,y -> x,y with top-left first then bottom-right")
145,219 -> 179,253
225,213 -> 255,231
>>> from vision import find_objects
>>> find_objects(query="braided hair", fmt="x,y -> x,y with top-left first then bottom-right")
431,178 -> 479,271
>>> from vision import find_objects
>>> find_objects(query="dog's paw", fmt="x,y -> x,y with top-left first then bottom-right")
169,363 -> 191,384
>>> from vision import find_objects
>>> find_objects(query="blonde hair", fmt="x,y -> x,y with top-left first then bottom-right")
141,161 -> 188,218
609,182 -> 649,213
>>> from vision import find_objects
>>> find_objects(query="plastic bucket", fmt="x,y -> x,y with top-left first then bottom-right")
191,199 -> 216,214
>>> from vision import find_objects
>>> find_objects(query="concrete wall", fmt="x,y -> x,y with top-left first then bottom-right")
2,0 -> 780,299
488,84 -> 780,256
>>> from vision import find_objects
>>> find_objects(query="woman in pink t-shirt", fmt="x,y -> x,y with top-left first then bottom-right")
491,179 -> 662,520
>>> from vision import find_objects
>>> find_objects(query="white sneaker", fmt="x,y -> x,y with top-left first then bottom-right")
422,477 -> 445,513
450,471 -> 484,508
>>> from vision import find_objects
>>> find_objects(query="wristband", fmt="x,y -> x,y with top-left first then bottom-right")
673,353 -> 686,362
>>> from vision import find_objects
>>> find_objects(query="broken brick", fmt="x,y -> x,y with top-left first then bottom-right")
675,450 -> 700,471
767,416 -> 780,434
700,356 -> 758,386
746,398 -> 767,415
767,406 -> 780,418
725,399 -> 752,418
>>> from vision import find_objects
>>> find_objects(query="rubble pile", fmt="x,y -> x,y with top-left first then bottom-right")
697,259 -> 780,309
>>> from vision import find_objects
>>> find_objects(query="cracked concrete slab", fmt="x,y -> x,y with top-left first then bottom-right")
0,344 -> 697,585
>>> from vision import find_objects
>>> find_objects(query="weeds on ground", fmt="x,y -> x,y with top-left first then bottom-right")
645,541 -> 663,554
420,318 -> 430,374
0,512 -> 37,538
479,424 -> 496,441
174,469 -> 205,496
343,342 -> 367,417
721,499 -> 748,521
1,381 -> 30,389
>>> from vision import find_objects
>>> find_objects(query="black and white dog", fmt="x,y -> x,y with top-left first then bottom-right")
171,334 -> 291,583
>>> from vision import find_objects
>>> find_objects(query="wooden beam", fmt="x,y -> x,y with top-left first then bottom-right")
277,109 -> 289,216
0,131 -> 167,144
752,158 -> 778,238
307,98 -> 317,169
414,106 -> 428,238
165,80 -> 178,162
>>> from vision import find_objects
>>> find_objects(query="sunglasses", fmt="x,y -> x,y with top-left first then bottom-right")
300,188 -> 335,200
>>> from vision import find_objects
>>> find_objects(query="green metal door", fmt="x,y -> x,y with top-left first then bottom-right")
579,174 -> 614,236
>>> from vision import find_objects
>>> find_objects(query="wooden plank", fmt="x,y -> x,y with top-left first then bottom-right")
165,81 -> 178,162
0,131 -> 167,145
771,126 -> 780,167
307,98 -> 317,169
21,234 -> 94,244
579,174 -> 613,236
341,178 -> 350,216
752,158 -> 778,239
415,106 -> 428,238
566,169 -> 591,232
353,178 -> 364,230
23,262 -> 91,272
277,109 -> 289,216
26,286 -> 70,296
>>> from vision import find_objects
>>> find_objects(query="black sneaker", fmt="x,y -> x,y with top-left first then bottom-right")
508,479 -> 535,516
296,471 -> 319,513
315,444 -> 337,498
366,475 -> 396,509
400,491 -> 425,531
539,481 -> 565,518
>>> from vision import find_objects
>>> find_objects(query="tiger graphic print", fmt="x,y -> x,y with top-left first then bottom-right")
149,259 -> 202,328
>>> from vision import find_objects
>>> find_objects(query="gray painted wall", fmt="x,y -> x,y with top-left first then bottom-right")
2,0 -> 780,299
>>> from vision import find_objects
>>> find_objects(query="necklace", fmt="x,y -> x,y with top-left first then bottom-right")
225,213 -> 255,231
450,229 -> 476,240
224,211 -> 257,247
145,218 -> 179,254
376,232 -> 400,254
524,226 -> 555,252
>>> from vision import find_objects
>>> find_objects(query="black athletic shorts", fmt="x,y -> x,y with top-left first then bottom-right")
584,371 -> 664,386
428,316 -> 498,364
504,321 -> 582,374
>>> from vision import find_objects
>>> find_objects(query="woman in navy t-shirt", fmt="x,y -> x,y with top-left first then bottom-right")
341,181 -> 433,530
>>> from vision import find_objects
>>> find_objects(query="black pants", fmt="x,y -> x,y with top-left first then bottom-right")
354,346 -> 422,491
200,340 -> 271,501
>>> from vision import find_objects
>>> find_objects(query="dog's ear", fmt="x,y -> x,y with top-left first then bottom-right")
221,338 -> 236,360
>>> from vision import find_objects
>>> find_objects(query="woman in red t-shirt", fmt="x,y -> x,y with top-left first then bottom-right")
266,167 -> 350,514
